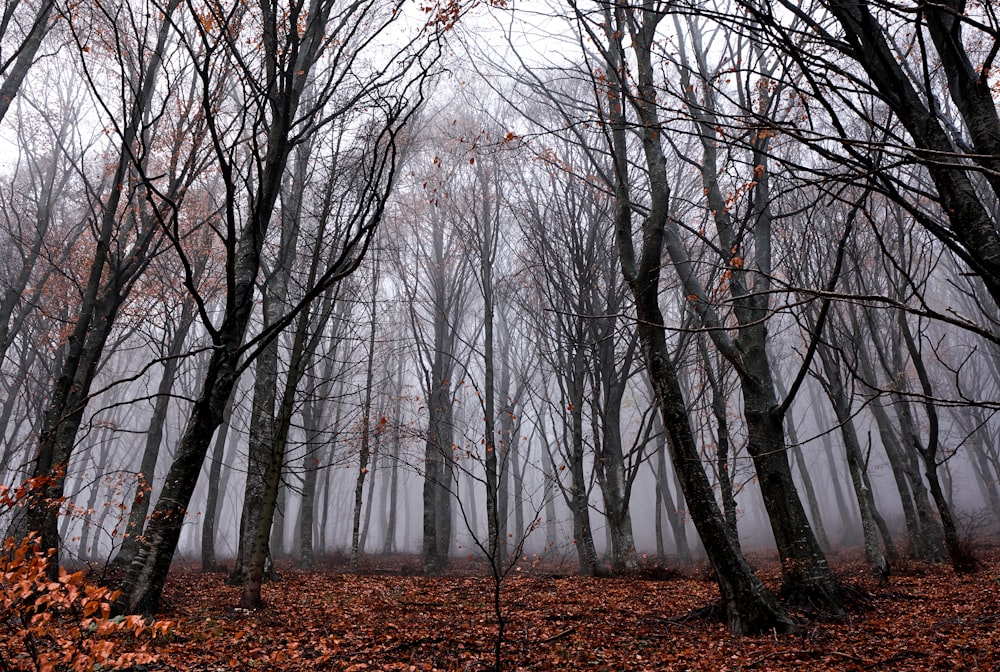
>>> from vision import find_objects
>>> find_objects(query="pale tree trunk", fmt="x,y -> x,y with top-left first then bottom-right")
351,254 -> 380,571
495,320 -> 513,546
651,420 -> 692,563
201,399 -> 235,572
382,454 -> 400,555
956,408 -> 1000,519
77,427 -> 115,561
510,435 -> 525,546
539,420 -> 558,551
596,382 -> 638,574
806,394 -> 859,543
421,379 -> 453,573
298,298 -> 347,567
0,113 -> 78,369
815,341 -> 890,579
380,358 -> 404,556
243,304 -> 325,607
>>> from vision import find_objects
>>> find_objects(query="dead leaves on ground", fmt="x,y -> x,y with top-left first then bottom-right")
119,552 -> 1000,670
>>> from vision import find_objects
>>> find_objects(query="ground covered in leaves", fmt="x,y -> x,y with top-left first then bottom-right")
128,549 -> 999,670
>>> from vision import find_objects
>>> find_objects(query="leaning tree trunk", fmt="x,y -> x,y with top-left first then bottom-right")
816,342 -> 890,580
0,0 -> 55,124
595,3 -> 792,632
652,418 -> 692,563
853,333 -> 929,557
899,313 -> 978,572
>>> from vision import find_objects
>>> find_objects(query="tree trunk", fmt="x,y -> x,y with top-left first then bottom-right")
201,401 -> 235,572
568,343 -> 600,576
381,365 -> 403,556
899,314 -> 978,572
699,337 -> 741,542
351,262 -> 379,571
540,426 -> 558,551
816,343 -> 890,580
0,0 -> 54,124
771,361 -> 830,553
116,342 -> 240,614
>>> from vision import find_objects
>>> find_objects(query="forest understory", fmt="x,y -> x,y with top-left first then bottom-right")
84,545 -> 1000,671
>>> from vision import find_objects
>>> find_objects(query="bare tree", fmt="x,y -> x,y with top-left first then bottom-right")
564,0 -> 795,633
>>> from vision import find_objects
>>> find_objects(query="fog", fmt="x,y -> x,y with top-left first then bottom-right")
1,0 -> 998,622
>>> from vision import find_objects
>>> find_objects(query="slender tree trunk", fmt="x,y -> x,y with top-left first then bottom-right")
699,337 -> 741,541
479,174 -> 501,570
381,367 -> 403,556
810,397 -> 859,543
359,457 -> 377,556
78,429 -> 114,561
652,423 -> 692,563
855,342 -> 926,556
352,261 -> 380,571
540,426 -> 558,552
816,343 -> 890,580
899,315 -> 977,572
201,401 -> 235,572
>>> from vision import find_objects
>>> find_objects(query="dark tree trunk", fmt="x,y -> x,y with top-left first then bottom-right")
0,0 -> 54,124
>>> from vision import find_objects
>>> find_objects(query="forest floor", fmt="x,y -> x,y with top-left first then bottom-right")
119,547 -> 999,671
